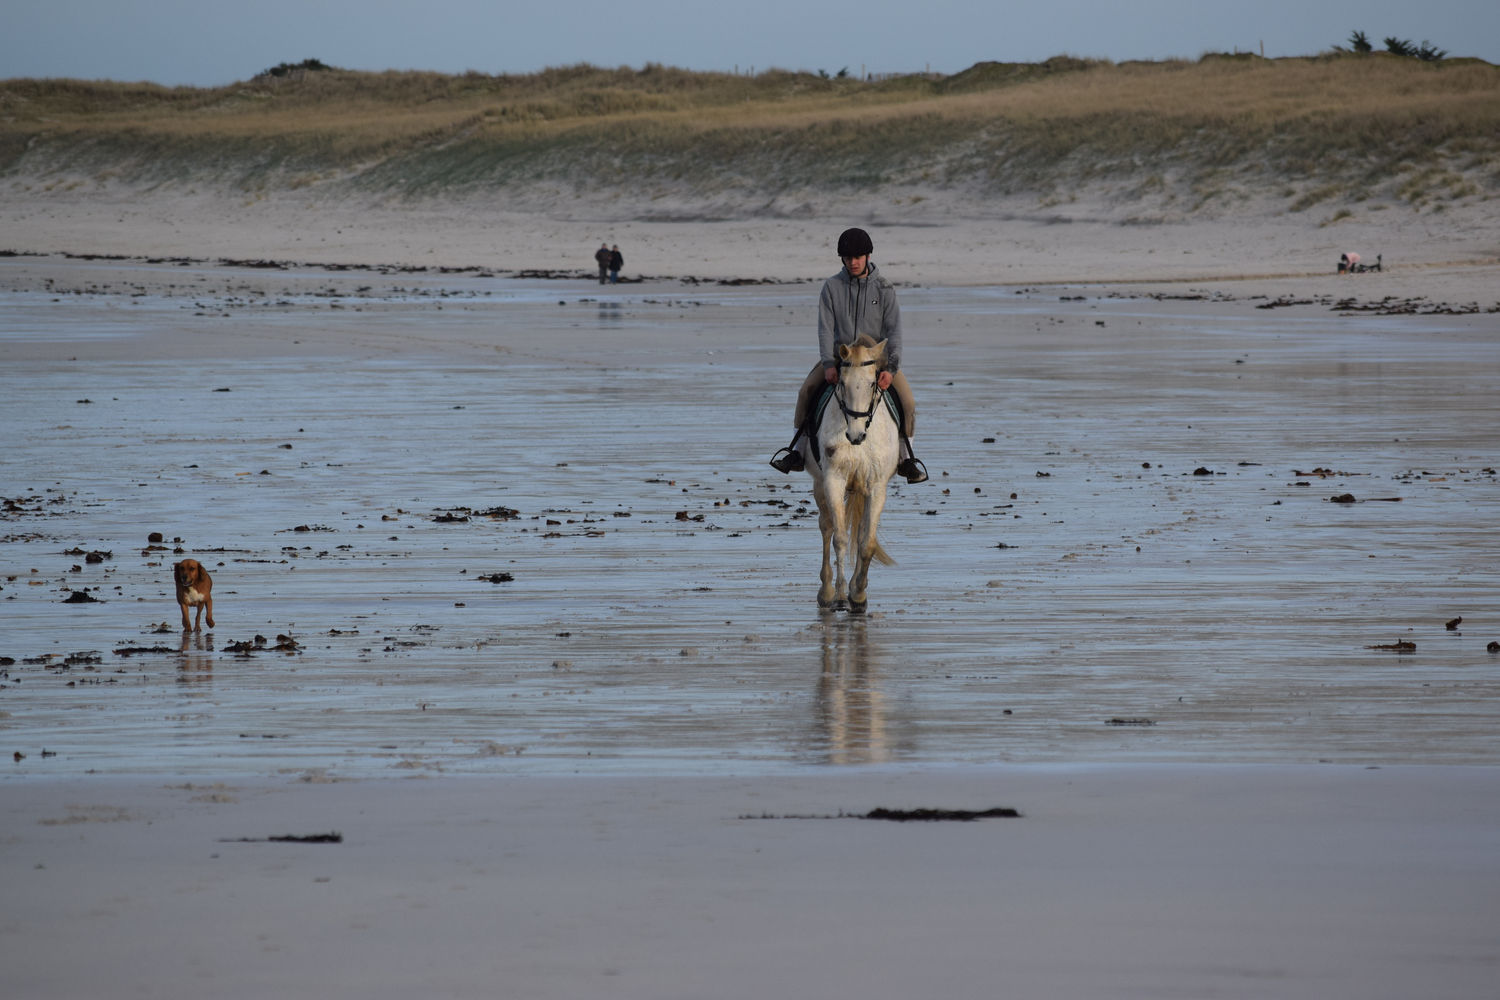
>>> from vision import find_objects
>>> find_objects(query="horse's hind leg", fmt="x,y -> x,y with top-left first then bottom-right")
847,553 -> 869,615
847,490 -> 887,614
844,492 -> 868,614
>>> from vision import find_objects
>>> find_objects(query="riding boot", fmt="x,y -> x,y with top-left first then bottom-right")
769,427 -> 806,473
895,434 -> 928,484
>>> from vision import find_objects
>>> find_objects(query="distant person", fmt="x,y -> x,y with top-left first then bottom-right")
769,226 -> 927,484
1338,251 -> 1360,275
609,244 -> 623,284
595,242 -> 611,284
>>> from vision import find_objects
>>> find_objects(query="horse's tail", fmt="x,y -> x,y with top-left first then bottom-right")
846,491 -> 897,566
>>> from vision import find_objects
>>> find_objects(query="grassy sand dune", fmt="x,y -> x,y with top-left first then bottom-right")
3,54 -> 1497,224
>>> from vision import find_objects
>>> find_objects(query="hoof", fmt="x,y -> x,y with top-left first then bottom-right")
819,598 -> 848,612
847,600 -> 867,615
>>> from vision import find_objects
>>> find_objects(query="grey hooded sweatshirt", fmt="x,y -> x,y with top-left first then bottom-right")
817,261 -> 902,374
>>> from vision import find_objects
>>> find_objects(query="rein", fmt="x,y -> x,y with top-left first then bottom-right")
835,357 -> 885,438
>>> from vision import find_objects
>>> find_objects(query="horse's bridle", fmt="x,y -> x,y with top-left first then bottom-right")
835,356 -> 885,438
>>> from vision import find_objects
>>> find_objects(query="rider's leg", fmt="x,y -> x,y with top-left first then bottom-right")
770,365 -> 825,473
891,371 -> 916,437
896,432 -> 928,484
890,371 -> 927,483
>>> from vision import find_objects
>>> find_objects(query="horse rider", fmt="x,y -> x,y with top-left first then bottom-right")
769,227 -> 928,484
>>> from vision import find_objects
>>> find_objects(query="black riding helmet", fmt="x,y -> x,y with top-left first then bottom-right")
837,227 -> 874,258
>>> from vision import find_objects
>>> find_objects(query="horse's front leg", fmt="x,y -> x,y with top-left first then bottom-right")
813,480 -> 836,607
816,478 -> 849,610
818,509 -> 836,607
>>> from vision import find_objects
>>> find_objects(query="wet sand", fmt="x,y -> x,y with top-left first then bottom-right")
4,253 -> 1498,773
3,246 -> 1500,996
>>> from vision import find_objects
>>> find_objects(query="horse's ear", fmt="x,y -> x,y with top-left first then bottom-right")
838,343 -> 852,360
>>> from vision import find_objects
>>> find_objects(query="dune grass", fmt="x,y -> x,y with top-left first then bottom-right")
2,54 -> 1495,214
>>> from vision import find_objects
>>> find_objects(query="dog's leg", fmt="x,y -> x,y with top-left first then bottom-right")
204,594 -> 214,630
180,602 -> 192,631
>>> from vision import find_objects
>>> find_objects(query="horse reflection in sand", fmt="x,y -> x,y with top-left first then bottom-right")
815,620 -> 896,764
799,335 -> 899,613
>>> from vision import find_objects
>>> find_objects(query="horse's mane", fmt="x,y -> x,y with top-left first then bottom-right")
849,333 -> 884,351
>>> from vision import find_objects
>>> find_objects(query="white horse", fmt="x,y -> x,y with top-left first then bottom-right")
799,334 -> 898,613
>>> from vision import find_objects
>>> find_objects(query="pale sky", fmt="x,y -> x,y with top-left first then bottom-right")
4,0 -> 1497,86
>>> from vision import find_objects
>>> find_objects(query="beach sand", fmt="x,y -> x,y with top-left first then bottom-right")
3,189 -> 1500,996
5,766 -> 1498,999
4,184 -> 1499,293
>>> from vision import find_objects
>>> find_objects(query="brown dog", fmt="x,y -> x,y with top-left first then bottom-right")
173,559 -> 215,631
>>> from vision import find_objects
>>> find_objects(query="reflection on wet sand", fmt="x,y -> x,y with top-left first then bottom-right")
3,265 -> 1499,776
176,631 -> 213,684
814,617 -> 893,765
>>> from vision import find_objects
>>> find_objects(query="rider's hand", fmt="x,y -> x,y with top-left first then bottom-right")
824,367 -> 838,384
877,370 -> 893,391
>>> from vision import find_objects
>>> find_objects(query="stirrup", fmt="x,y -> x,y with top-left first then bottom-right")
770,447 -> 804,474
896,457 -> 928,484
